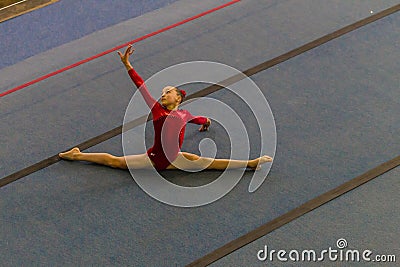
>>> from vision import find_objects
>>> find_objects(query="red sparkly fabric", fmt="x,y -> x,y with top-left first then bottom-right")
128,68 -> 207,170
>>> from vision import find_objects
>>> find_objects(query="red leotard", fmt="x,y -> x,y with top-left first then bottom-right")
128,68 -> 208,170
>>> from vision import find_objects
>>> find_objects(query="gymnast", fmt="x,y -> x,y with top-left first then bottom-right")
59,45 -> 272,171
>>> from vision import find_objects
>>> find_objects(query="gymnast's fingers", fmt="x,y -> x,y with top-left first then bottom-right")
129,47 -> 135,55
124,45 -> 131,57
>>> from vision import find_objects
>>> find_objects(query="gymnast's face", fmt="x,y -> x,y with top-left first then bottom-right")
161,86 -> 181,108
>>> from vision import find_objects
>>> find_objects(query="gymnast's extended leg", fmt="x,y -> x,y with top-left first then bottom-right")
59,147 -> 154,169
167,152 -> 272,170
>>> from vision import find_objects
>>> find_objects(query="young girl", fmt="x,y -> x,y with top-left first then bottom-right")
59,45 -> 272,171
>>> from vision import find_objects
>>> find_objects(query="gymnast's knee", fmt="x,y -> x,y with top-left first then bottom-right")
109,156 -> 127,169
182,152 -> 200,161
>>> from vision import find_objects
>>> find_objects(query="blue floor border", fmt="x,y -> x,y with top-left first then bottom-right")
0,0 -> 180,69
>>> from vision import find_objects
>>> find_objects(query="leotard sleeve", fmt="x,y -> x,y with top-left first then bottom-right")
128,68 -> 158,109
187,111 -> 208,125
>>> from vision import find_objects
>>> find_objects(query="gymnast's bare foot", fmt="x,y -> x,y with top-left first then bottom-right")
59,147 -> 81,160
248,155 -> 273,170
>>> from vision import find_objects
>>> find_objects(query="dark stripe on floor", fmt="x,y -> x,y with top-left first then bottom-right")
1,4 -> 399,189
187,156 -> 400,266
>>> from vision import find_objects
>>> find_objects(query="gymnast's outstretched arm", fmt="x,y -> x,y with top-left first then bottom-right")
118,45 -> 158,109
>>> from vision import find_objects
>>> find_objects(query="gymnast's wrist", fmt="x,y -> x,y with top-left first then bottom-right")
125,63 -> 133,71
